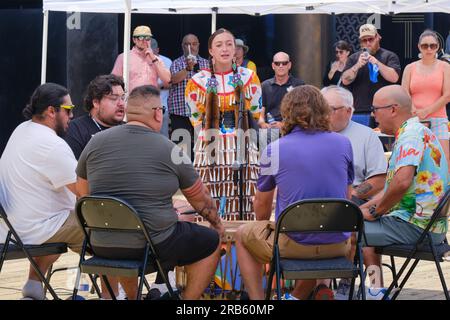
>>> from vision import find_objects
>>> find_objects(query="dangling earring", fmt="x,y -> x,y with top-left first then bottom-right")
232,58 -> 237,72
418,53 -> 423,59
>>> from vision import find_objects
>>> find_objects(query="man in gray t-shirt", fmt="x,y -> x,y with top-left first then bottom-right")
322,86 -> 387,203
76,85 -> 224,300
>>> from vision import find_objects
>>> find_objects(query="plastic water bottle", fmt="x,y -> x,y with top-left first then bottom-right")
266,112 -> 275,124
79,274 -> 90,293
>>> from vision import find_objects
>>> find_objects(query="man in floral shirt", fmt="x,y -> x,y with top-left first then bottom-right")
360,85 -> 448,297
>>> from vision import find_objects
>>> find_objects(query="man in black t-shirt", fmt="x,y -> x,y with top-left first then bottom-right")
64,74 -> 126,159
260,52 -> 305,128
341,24 -> 401,123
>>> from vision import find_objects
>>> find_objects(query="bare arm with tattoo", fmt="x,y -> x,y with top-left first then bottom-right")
181,178 -> 224,237
352,174 -> 386,200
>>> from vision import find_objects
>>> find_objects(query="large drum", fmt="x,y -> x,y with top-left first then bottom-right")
176,220 -> 249,300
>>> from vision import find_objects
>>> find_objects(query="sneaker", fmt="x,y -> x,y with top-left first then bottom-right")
117,283 -> 127,300
22,280 -> 45,300
313,284 -> 334,300
334,280 -> 352,300
366,287 -> 389,300
281,293 -> 299,300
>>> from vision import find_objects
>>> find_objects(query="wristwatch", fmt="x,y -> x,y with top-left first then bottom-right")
369,205 -> 380,219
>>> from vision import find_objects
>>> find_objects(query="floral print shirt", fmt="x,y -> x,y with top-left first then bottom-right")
386,117 -> 448,233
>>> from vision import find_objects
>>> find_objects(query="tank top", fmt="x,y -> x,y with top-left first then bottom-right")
410,61 -> 446,119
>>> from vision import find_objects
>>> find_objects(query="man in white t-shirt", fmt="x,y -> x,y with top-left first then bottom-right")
0,83 -> 83,300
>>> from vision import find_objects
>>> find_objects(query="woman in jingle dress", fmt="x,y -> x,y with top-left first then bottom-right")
185,28 -> 262,220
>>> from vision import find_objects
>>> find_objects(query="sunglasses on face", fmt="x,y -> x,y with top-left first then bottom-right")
360,37 -> 375,44
152,106 -> 165,114
273,61 -> 289,66
335,50 -> 346,55
420,43 -> 438,50
60,104 -> 75,110
134,35 -> 151,41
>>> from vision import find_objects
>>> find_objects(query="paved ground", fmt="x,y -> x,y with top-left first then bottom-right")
1,235 -> 449,300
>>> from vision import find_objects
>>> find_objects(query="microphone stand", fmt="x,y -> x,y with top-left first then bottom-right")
235,86 -> 247,220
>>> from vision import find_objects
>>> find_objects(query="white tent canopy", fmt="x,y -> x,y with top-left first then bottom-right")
40,0 -> 450,87
44,0 -> 450,15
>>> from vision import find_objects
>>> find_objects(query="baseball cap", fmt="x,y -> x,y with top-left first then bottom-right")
133,25 -> 152,37
359,24 -> 377,39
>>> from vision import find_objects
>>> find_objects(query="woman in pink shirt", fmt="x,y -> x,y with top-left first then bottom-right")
402,29 -> 450,167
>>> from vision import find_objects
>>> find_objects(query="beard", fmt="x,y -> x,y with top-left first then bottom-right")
55,114 -> 67,137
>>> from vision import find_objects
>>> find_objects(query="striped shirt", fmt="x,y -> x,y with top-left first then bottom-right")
168,55 -> 209,117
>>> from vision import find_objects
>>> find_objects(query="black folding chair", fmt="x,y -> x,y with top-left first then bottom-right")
0,203 -> 67,300
265,198 -> 366,300
73,195 -> 176,300
374,188 -> 450,300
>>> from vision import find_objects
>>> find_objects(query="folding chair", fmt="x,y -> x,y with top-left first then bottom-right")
0,203 -> 67,300
265,198 -> 366,300
374,188 -> 450,300
73,195 -> 176,300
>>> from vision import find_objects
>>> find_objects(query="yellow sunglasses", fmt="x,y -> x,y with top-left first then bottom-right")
60,104 -> 75,110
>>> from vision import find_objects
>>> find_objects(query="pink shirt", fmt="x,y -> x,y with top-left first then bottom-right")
111,46 -> 158,93
410,61 -> 447,119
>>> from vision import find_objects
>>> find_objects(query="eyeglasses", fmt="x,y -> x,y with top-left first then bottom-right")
60,104 -> 75,110
330,105 -> 346,113
335,50 -> 345,55
134,35 -> 151,41
360,37 -> 376,44
273,61 -> 290,66
370,104 -> 396,113
420,43 -> 438,50
152,106 -> 165,114
104,94 -> 127,103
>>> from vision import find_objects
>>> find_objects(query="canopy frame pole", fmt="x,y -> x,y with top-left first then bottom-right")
211,7 -> 218,34
123,0 -> 132,93
41,10 -> 49,84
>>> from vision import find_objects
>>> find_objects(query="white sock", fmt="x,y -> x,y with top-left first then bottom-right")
366,265 -> 383,288
22,279 -> 45,300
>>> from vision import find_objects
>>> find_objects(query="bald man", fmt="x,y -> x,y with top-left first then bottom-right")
168,34 -> 209,160
259,52 -> 305,135
360,85 -> 448,299
76,85 -> 223,300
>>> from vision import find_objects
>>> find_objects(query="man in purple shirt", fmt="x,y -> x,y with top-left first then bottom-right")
235,85 -> 354,300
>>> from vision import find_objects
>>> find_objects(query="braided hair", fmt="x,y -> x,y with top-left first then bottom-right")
205,28 -> 246,131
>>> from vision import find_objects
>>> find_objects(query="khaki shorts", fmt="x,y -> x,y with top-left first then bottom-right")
240,220 -> 351,264
44,211 -> 84,254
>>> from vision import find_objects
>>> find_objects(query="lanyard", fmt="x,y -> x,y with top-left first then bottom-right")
91,117 -> 103,132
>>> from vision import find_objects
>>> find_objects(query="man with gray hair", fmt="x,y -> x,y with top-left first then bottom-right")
321,85 -> 387,203
76,85 -> 224,299
321,85 -> 387,299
